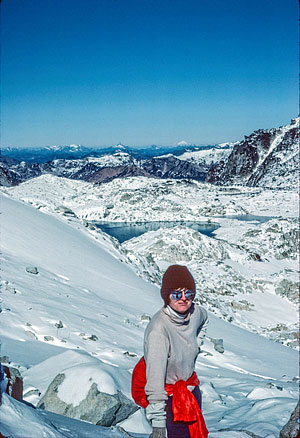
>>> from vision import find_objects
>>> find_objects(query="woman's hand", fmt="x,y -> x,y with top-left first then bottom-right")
149,427 -> 166,438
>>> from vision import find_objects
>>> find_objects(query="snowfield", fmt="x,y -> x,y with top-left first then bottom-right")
0,173 -> 299,437
2,175 -> 298,346
176,143 -> 235,167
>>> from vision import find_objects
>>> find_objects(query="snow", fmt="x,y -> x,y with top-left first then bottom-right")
0,393 -> 136,438
177,144 -> 234,166
57,363 -> 117,405
255,117 -> 299,171
0,175 -> 299,437
3,174 -> 298,223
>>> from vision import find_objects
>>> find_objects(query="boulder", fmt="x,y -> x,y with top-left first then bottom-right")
2,366 -> 23,402
37,371 -> 138,426
210,338 -> 225,353
140,314 -> 151,322
26,266 -> 39,275
279,401 -> 299,438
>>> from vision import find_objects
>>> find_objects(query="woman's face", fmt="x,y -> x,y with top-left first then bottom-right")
168,288 -> 194,314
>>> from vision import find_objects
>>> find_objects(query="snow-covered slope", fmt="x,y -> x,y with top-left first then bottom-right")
1,193 -> 299,438
3,173 -> 298,222
176,143 -> 235,168
123,220 -> 298,347
1,174 -> 298,347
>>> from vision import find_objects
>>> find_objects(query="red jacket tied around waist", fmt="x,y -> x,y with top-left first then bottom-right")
131,357 -> 208,438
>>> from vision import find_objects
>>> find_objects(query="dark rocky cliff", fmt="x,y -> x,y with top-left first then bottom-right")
206,118 -> 299,188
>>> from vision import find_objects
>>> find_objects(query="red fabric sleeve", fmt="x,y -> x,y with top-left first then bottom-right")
131,356 -> 149,408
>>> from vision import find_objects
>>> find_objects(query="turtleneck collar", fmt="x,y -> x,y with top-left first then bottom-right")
163,304 -> 193,325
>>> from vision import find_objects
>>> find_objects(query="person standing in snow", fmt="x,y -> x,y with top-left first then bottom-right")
144,264 -> 208,438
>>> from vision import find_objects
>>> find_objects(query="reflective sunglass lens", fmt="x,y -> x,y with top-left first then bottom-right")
171,292 -> 181,300
170,290 -> 194,300
185,291 -> 194,299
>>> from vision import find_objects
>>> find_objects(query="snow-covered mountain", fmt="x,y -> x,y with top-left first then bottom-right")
0,151 -> 208,186
1,117 -> 299,437
0,192 -> 298,438
2,174 -> 298,348
176,143 -> 235,168
1,144 -> 93,163
1,143 -> 229,163
206,117 -> 299,189
2,117 -> 298,190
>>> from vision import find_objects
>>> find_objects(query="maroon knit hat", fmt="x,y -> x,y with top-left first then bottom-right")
161,265 -> 196,305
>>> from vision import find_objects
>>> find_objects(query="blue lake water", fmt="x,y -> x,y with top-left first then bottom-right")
94,215 -> 274,243
94,221 -> 220,243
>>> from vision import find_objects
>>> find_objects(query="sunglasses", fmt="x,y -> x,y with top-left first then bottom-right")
170,289 -> 195,301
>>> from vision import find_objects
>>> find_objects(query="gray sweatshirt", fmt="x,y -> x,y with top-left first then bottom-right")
143,303 -> 208,427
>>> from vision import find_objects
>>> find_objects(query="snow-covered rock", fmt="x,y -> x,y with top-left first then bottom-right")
206,117 -> 299,189
0,393 -> 136,438
37,363 -> 137,426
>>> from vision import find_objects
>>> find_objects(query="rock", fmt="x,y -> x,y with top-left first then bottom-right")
210,338 -> 225,353
57,205 -> 76,217
44,336 -> 54,342
3,366 -> 23,402
123,351 -> 138,358
112,391 -> 139,426
37,372 -> 138,426
279,401 -> 300,438
275,279 -> 299,302
79,333 -> 98,341
25,330 -> 38,340
140,314 -> 151,322
230,300 -> 254,311
87,334 -> 98,341
26,267 -> 39,275
114,426 -> 134,436
55,321 -> 64,329
0,356 -> 10,364
248,252 -> 262,261
23,388 -> 41,398
206,118 -> 299,190
5,285 -> 17,294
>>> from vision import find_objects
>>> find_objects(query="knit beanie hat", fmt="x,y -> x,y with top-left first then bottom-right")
161,265 -> 196,305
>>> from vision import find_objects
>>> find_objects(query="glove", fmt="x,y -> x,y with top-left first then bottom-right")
149,427 -> 166,438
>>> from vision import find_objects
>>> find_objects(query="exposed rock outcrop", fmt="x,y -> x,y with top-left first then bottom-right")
206,117 -> 299,189
37,372 -> 138,426
279,401 -> 300,438
1,366 -> 23,402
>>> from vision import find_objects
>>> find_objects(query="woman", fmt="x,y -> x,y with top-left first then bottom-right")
144,264 -> 208,438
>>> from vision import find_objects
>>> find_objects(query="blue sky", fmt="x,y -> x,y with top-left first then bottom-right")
1,0 -> 298,148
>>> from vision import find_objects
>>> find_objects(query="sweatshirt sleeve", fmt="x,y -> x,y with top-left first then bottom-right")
144,326 -> 169,427
197,308 -> 208,348
144,329 -> 169,403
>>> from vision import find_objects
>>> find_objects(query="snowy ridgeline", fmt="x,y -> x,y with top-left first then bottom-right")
1,117 -> 299,191
0,173 -> 299,437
